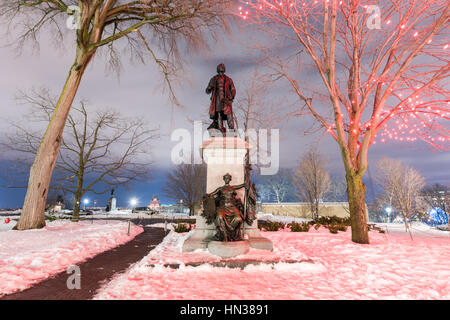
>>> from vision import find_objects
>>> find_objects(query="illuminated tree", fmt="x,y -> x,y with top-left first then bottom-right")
421,183 -> 449,228
1,0 -> 230,230
239,0 -> 449,243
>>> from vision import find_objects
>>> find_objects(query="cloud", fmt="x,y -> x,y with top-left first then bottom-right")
0,22 -> 448,207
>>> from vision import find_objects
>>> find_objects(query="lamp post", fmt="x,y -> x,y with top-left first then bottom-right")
83,199 -> 89,210
130,198 -> 138,209
385,207 -> 393,223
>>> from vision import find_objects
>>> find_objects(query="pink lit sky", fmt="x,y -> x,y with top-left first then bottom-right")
0,18 -> 448,208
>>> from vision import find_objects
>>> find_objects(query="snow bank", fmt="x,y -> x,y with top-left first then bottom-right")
0,220 -> 143,297
94,225 -> 450,300
377,222 -> 449,237
0,217 -> 17,232
105,209 -> 133,215
257,212 -> 312,224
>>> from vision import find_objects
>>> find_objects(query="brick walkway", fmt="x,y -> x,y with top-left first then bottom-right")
1,226 -> 168,300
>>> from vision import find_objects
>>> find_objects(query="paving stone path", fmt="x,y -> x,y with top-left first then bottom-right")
1,226 -> 168,300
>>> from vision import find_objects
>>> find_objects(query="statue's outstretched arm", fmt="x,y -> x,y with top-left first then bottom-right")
232,183 -> 245,190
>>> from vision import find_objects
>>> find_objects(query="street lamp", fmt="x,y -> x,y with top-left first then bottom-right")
385,207 -> 393,223
83,199 -> 89,210
130,198 -> 138,208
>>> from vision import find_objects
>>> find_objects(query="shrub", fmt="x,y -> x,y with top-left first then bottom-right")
173,223 -> 192,233
288,221 -> 311,232
311,216 -> 350,234
314,216 -> 350,226
327,225 -> 340,234
257,221 -> 265,230
263,221 -> 285,232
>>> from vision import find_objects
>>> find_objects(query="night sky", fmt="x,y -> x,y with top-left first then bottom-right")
0,20 -> 448,209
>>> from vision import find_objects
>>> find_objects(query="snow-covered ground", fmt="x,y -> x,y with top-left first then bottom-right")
377,222 -> 449,236
0,217 -> 18,231
94,223 -> 449,300
0,220 -> 143,297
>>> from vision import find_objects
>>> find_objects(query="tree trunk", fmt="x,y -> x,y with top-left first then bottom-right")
72,178 -> 83,222
72,167 -> 84,222
346,172 -> 369,244
15,51 -> 92,230
402,213 -> 414,240
314,200 -> 319,220
310,203 -> 315,220
73,193 -> 82,223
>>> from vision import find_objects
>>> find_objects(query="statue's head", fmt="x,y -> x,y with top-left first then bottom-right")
223,173 -> 232,184
217,63 -> 226,75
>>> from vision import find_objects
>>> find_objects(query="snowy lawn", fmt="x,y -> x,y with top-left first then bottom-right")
0,220 -> 143,297
94,224 -> 449,300
0,217 -> 17,231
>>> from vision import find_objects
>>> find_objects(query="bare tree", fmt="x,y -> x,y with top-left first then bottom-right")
241,0 -> 449,244
2,88 -> 157,222
258,168 -> 293,203
376,158 -> 426,237
0,0 -> 231,230
255,183 -> 272,203
368,196 -> 391,223
294,149 -> 331,219
326,177 -> 348,202
234,68 -> 282,133
163,163 -> 207,215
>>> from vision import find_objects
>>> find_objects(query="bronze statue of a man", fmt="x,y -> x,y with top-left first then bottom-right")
206,63 -> 236,133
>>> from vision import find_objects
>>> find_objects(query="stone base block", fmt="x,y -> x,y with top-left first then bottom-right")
244,220 -> 273,251
182,216 -> 216,252
182,238 -> 209,252
208,240 -> 250,258
248,237 -> 274,251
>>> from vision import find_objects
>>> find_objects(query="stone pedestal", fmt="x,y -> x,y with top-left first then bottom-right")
208,240 -> 250,258
245,220 -> 273,251
202,136 -> 248,200
110,197 -> 117,211
182,135 -> 273,256
182,215 -> 216,252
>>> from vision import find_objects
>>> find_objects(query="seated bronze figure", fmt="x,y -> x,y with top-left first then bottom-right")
203,173 -> 245,241
202,173 -> 246,242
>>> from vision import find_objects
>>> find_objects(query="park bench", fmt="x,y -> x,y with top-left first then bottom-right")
368,223 -> 385,233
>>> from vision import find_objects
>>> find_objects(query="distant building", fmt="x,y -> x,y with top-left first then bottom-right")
260,202 -> 369,219
148,195 -> 161,211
